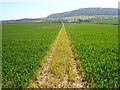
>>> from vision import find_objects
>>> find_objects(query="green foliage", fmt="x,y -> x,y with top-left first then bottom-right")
65,23 -> 119,88
2,23 -> 61,88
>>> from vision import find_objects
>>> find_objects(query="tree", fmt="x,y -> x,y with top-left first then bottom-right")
77,19 -> 82,23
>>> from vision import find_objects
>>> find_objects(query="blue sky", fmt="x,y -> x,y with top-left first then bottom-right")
1,0 -> 119,20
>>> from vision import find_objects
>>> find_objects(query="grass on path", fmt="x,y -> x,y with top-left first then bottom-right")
29,24 -> 88,88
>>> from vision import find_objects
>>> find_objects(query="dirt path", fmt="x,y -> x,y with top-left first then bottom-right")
29,23 -> 89,88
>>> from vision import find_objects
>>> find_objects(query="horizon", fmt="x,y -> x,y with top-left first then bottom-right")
1,0 -> 119,20
1,7 -> 119,21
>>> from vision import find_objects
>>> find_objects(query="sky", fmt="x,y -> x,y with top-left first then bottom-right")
0,0 -> 119,20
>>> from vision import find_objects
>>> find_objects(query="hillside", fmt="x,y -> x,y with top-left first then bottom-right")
47,8 -> 118,18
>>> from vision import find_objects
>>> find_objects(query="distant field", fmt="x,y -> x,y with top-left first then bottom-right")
63,15 -> 118,20
2,23 -> 61,88
65,23 -> 119,88
64,16 -> 95,20
92,19 -> 118,24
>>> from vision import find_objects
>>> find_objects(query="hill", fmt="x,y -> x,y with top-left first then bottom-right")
47,8 -> 118,18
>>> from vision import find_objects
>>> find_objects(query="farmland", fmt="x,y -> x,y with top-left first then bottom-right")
63,15 -> 118,20
65,23 -> 119,88
92,19 -> 118,25
29,24 -> 89,88
2,23 -> 61,88
2,22 -> 119,88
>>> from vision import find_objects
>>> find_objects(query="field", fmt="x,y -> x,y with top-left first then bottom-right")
2,22 -> 119,88
29,24 -> 89,88
92,19 -> 118,24
2,23 -> 61,88
65,23 -> 119,88
63,15 -> 117,20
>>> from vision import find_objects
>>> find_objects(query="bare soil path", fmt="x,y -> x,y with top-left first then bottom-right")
29,23 -> 89,88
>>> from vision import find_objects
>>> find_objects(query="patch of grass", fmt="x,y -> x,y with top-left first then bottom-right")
46,24 -> 76,87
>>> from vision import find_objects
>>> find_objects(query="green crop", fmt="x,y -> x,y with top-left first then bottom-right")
2,23 -> 61,88
65,23 -> 119,88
